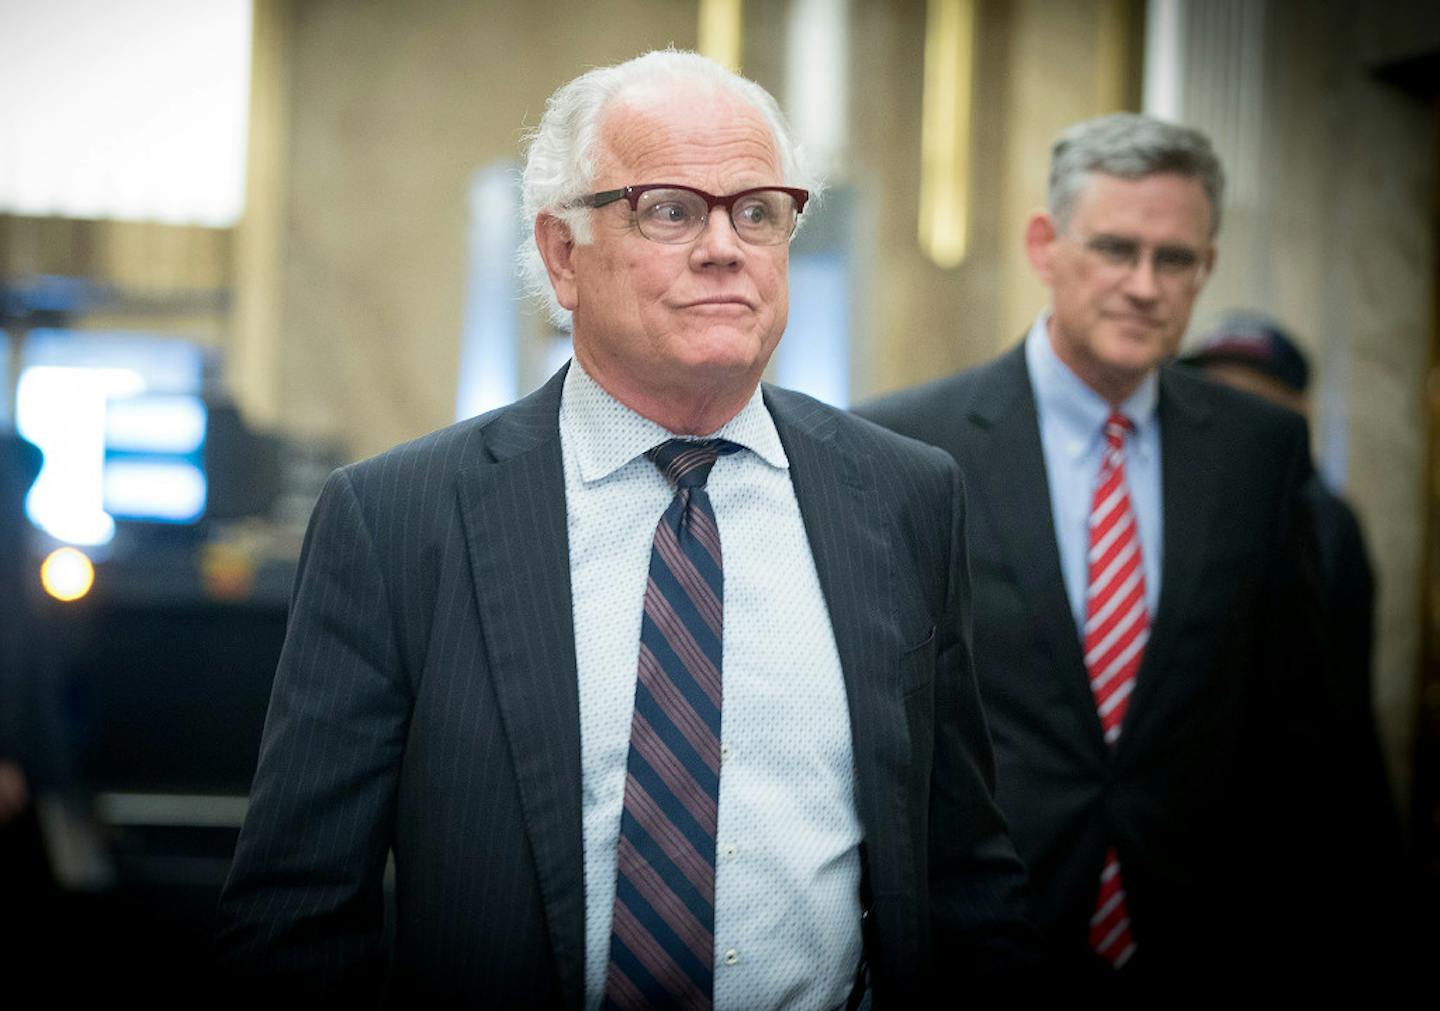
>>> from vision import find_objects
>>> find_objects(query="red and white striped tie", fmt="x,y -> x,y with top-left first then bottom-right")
1084,412 -> 1146,969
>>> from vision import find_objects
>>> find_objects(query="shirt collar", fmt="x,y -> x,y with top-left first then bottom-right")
560,358 -> 789,484
1025,312 -> 1159,459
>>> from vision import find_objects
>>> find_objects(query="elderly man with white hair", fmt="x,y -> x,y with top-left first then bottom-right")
217,50 -> 1036,1006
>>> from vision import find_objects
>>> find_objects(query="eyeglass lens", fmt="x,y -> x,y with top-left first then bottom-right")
1083,235 -> 1203,280
635,188 -> 797,245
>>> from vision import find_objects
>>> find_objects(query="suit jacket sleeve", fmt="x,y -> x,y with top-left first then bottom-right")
215,465 -> 410,994
924,455 -> 1040,982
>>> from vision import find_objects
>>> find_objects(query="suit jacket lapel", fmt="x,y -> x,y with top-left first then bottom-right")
764,388 -> 918,909
455,367 -> 586,1010
966,347 -> 1104,748
1119,367 -> 1219,754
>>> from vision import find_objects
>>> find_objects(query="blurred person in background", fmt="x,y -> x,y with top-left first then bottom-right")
1178,312 -> 1406,924
217,49 -> 1037,1005
1178,314 -> 1376,707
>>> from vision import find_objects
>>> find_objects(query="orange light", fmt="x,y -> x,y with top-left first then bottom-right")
40,547 -> 95,602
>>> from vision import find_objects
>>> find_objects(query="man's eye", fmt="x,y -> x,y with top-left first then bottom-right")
1088,238 -> 1136,264
1154,249 -> 1199,273
735,202 -> 770,225
647,202 -> 693,224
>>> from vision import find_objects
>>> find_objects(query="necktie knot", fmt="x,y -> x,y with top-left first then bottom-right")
1103,413 -> 1134,451
647,438 -> 738,490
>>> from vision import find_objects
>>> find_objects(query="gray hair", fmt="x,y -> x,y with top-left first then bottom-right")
1047,113 -> 1225,237
518,49 -> 819,330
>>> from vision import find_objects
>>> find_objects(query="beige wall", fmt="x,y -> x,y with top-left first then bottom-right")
253,0 -> 1147,445
850,0 -> 1142,397
266,0 -> 698,460
994,0 -> 1142,357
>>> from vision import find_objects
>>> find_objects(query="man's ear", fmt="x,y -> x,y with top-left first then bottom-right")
535,212 -> 580,311
1024,210 -> 1059,285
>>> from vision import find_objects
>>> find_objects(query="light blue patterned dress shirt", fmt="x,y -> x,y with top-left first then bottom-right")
560,360 -> 863,1011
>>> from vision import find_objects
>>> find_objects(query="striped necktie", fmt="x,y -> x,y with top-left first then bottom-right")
1085,412 -> 1146,970
604,438 -> 738,1011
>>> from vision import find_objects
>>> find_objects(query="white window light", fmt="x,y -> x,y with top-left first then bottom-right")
18,365 -> 146,546
0,0 -> 253,226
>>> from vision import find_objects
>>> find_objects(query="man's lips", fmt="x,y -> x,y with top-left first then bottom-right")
680,296 -> 754,310
1102,311 -> 1163,329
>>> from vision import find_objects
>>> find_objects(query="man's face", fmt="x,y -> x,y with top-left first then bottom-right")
1027,172 -> 1216,402
542,85 -> 790,429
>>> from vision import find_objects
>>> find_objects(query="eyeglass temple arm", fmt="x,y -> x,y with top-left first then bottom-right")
586,188 -> 629,209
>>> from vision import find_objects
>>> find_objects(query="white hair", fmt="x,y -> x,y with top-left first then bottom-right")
518,49 -> 820,330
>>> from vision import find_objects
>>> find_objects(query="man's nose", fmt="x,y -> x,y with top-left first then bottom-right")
690,207 -> 744,267
1121,254 -> 1160,301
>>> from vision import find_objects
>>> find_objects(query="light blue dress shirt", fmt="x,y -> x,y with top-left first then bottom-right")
1025,315 -> 1163,633
560,360 -> 863,1011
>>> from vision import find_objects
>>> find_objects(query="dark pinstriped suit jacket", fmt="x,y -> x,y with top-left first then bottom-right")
216,365 -> 1037,1005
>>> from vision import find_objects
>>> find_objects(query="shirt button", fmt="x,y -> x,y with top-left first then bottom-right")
723,949 -> 739,966
721,843 -> 737,859
720,746 -> 730,762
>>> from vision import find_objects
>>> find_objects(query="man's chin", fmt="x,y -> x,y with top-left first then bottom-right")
674,330 -> 776,375
1098,331 -> 1171,372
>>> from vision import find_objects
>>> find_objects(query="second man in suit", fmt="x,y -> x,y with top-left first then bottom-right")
858,113 -> 1355,989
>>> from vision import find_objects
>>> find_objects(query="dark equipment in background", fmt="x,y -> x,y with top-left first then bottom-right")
2,273 -> 338,996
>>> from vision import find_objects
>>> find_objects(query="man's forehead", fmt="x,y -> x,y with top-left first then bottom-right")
596,84 -> 781,180
1071,171 -> 1213,238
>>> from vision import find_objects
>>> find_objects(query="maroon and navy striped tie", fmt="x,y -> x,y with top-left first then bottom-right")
1085,412 -> 1145,970
603,438 -> 738,1011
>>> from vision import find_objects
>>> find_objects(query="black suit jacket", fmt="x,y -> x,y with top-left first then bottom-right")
856,344 -> 1349,984
216,366 -> 1036,1004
